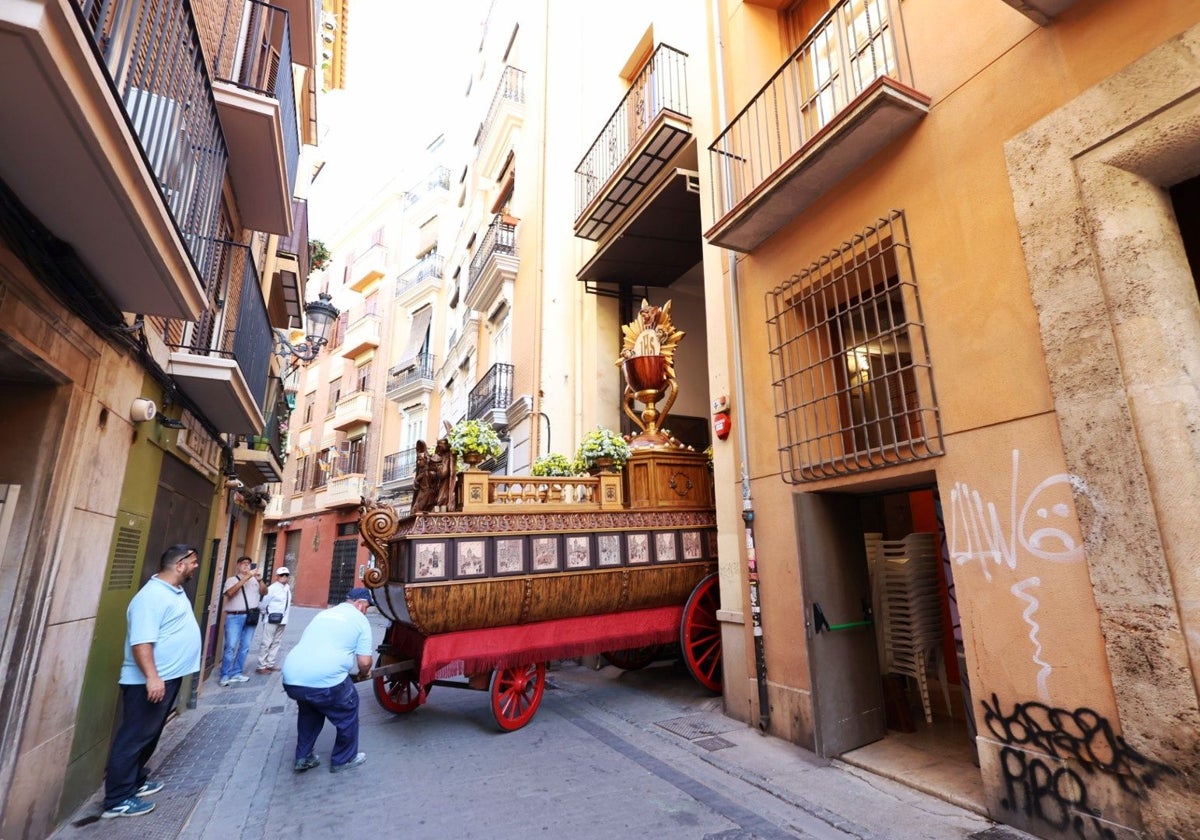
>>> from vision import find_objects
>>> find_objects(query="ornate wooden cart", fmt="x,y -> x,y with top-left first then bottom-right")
359,469 -> 722,731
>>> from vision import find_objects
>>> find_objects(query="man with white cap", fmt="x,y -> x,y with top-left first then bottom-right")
281,587 -> 375,773
255,566 -> 293,674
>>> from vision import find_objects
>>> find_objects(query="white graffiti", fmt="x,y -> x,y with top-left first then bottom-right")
949,449 -> 1096,700
1011,577 -> 1051,702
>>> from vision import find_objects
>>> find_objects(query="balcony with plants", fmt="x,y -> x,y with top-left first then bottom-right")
574,43 -> 691,242
3,0 -> 229,321
233,377 -> 291,485
706,0 -> 929,253
465,215 -> 518,313
211,0 -> 301,235
157,241 -> 273,434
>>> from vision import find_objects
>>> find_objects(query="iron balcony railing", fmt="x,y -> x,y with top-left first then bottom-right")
467,215 -> 517,298
395,253 -> 444,298
386,353 -> 436,391
575,43 -> 689,218
382,447 -> 418,485
160,240 -> 272,403
403,166 -> 451,207
260,377 -> 287,459
214,0 -> 300,199
474,66 -> 525,147
468,362 -> 514,421
73,0 -> 228,284
709,0 -> 912,220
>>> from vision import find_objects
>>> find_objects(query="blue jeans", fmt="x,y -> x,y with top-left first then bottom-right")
283,677 -> 360,767
103,678 -> 182,808
220,613 -> 256,679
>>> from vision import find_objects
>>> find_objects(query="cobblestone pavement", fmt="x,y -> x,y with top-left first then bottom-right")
53,607 -> 1027,840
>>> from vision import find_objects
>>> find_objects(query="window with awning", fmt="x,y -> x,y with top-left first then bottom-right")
394,306 -> 433,372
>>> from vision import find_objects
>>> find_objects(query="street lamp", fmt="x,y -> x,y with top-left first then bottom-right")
274,292 -> 340,365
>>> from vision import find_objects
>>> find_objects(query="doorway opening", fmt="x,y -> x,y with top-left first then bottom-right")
798,481 -> 984,813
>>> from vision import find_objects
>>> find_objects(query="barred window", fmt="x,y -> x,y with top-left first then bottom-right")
765,210 -> 942,482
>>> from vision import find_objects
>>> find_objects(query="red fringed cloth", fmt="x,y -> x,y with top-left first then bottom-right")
417,605 -> 684,685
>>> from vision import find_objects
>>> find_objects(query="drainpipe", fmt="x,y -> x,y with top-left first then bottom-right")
712,0 -> 770,733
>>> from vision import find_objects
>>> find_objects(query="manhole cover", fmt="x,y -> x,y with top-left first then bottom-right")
657,713 -> 742,740
695,736 -> 735,751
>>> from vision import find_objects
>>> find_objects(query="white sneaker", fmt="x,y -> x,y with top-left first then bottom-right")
230,674 -> 250,683
219,677 -> 231,687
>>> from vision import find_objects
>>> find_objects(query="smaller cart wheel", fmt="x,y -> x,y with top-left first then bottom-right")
373,655 -> 430,714
681,572 -> 723,693
490,662 -> 547,731
601,645 -> 663,671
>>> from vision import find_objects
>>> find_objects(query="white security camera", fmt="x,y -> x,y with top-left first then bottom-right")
225,477 -> 245,489
130,398 -> 157,423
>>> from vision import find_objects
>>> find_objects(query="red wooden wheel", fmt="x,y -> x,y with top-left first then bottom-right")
490,662 -> 546,731
601,645 -> 663,671
373,655 -> 430,714
680,572 -> 723,693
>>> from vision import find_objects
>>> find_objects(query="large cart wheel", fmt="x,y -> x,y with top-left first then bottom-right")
680,572 -> 723,693
490,662 -> 546,731
373,655 -> 430,714
601,645 -> 663,671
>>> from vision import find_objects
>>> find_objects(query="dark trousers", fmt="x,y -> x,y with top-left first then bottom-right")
103,678 -> 182,808
283,677 -> 359,767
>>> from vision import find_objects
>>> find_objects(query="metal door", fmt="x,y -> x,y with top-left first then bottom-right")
327,537 -> 357,605
795,492 -> 885,757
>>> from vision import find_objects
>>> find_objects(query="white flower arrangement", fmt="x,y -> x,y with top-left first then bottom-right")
447,418 -> 503,460
575,426 -> 631,470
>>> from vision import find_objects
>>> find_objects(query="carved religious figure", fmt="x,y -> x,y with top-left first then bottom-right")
409,434 -> 458,514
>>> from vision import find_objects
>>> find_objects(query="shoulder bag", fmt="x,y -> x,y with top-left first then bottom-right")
242,586 -> 260,627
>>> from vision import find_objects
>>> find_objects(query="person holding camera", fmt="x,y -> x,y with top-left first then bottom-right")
255,566 -> 292,674
219,556 -> 266,687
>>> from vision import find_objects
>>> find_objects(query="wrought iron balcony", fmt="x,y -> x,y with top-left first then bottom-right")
382,447 -> 418,486
468,363 -> 514,425
395,254 -> 444,298
161,241 -> 273,433
474,66 -> 526,148
212,0 -> 300,235
386,353 -> 437,399
707,0 -> 928,253
466,215 -> 517,310
403,166 -> 451,207
574,44 -> 690,241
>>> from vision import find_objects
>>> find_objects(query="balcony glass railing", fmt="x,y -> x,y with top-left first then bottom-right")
575,44 -> 688,218
468,362 -> 514,421
155,241 -> 271,402
474,66 -> 525,147
467,216 -> 517,298
214,0 -> 300,197
73,0 -> 227,284
395,254 -> 444,297
709,0 -> 911,220
382,447 -> 418,484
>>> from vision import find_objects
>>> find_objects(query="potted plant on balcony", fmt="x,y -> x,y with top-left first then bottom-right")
448,418 -> 503,468
576,426 -> 631,474
531,453 -> 577,477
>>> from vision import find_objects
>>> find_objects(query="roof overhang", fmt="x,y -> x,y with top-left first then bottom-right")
578,169 -> 703,291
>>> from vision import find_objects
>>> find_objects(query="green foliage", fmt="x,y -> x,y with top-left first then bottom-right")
309,239 -> 331,272
576,426 -> 631,470
447,418 -> 503,460
531,453 -> 576,477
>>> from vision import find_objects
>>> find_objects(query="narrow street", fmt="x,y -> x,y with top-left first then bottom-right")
53,608 -> 1025,840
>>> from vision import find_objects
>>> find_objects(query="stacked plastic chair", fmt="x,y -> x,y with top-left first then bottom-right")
870,533 -> 948,724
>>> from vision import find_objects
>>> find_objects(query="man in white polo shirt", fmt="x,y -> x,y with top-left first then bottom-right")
281,587 -> 375,773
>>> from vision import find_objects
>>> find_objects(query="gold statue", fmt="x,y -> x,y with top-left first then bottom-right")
617,299 -> 685,449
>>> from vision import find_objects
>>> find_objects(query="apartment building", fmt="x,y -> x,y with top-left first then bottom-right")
0,0 -> 324,834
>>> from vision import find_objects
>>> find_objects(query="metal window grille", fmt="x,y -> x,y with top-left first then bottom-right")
765,210 -> 942,482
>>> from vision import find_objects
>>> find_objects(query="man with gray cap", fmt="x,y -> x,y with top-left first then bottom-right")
255,566 -> 292,674
281,587 -> 375,773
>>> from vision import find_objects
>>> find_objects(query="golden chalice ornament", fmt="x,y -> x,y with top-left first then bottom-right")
618,299 -> 685,449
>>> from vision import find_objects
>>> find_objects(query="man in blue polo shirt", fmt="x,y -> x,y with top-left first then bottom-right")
281,587 -> 375,774
101,544 -> 201,818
